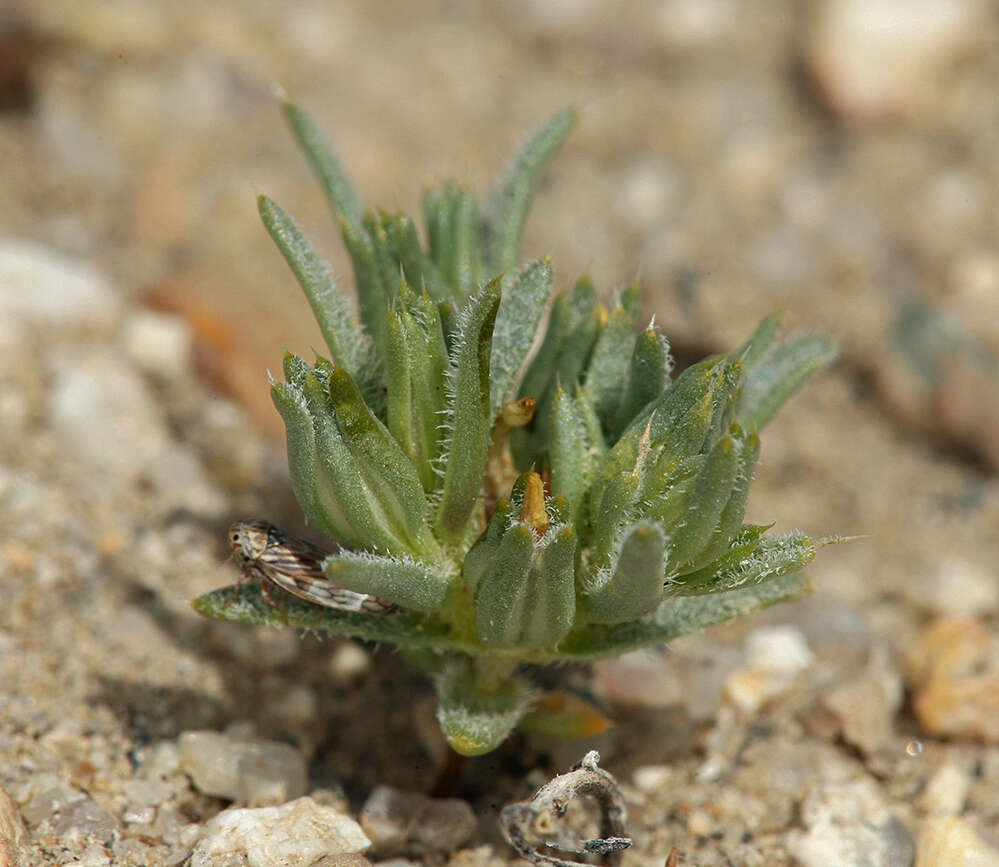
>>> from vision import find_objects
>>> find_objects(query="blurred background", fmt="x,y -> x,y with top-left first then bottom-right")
4,0 -> 998,596
2,0 -> 999,863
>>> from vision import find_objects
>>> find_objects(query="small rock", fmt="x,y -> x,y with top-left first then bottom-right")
613,160 -> 677,227
274,683 -> 318,726
49,798 -> 119,844
655,0 -> 735,49
593,637 -> 741,718
312,856 -> 374,867
745,625 -> 815,673
136,740 -> 182,779
360,786 -> 476,855
787,778 -> 915,867
593,649 -> 687,708
0,240 -> 119,331
926,558 -> 999,618
122,804 -> 156,825
907,618 -> 999,742
120,309 -> 193,379
20,782 -> 85,826
446,847 -> 502,867
686,809 -> 712,837
189,796 -> 370,867
822,645 -> 903,755
179,730 -> 308,805
119,778 -> 173,807
920,764 -> 971,815
908,618 -> 992,684
0,786 -> 27,867
723,625 -> 814,715
916,815 -> 999,867
631,765 -> 673,795
72,844 -> 111,867
48,350 -> 173,486
329,642 -> 372,683
802,0 -> 984,123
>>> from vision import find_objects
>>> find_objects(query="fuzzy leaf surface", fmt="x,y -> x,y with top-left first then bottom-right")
489,259 -> 553,419
556,570 -> 812,661
737,333 -> 837,432
482,108 -> 578,275
324,551 -> 450,613
282,101 -> 364,228
436,663 -> 535,756
435,281 -> 501,540
258,196 -> 374,388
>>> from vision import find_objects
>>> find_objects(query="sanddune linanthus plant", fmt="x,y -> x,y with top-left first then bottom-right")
193,104 -> 837,756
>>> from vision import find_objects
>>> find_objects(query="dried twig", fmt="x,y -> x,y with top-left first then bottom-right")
500,751 -> 631,867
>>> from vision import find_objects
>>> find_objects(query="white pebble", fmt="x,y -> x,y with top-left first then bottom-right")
920,764 -> 971,816
631,765 -> 673,794
360,786 -> 476,855
179,730 -> 307,805
137,740 -> 182,779
120,310 -> 192,379
329,642 -> 372,683
803,0 -> 983,122
927,557 -> 998,618
916,815 -> 999,867
0,240 -> 118,331
745,625 -> 814,673
190,797 -> 370,867
48,350 -> 172,486
788,779 -> 915,866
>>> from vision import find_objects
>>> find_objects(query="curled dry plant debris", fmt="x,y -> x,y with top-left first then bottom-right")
193,102 -> 837,755
500,751 -> 631,867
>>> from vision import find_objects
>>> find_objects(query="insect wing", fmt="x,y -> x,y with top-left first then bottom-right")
228,520 -> 398,615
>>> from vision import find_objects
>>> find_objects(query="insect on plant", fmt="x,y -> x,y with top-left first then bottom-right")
228,520 -> 399,616
194,104 -> 838,755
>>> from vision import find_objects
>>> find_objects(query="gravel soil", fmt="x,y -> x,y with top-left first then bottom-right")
2,2 -> 999,865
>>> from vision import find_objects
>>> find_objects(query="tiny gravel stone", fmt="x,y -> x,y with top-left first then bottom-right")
49,798 -> 119,844
802,0 -> 983,123
137,740 -> 182,779
686,808 -> 712,837
926,557 -> 999,617
631,765 -> 673,795
360,786 -> 476,855
179,730 -> 308,805
724,626 -> 814,715
745,625 -> 814,673
0,786 -> 28,867
655,0 -> 734,49
48,350 -> 173,486
329,642 -> 373,683
822,645 -> 903,756
907,618 -> 999,742
919,763 -> 971,816
120,778 -> 173,807
21,783 -> 85,826
189,796 -> 370,867
73,844 -> 111,867
312,855 -> 374,867
122,804 -> 155,825
119,309 -> 192,378
916,815 -> 999,867
787,778 -> 915,867
0,240 -> 119,331
274,683 -> 318,725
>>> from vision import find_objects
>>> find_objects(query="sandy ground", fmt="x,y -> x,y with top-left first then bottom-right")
1,1 -> 999,865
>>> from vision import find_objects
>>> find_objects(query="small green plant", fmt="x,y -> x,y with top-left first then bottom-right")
194,105 -> 836,755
